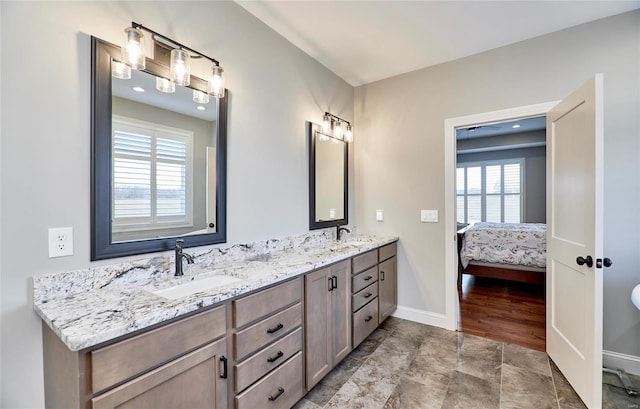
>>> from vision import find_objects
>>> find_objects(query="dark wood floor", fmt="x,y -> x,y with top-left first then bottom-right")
458,274 -> 546,352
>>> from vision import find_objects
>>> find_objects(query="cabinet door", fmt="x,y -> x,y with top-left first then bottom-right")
331,260 -> 352,364
305,266 -> 333,389
92,338 -> 228,409
378,256 -> 397,323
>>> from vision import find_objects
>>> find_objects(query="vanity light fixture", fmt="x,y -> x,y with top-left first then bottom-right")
170,49 -> 191,86
155,77 -> 175,93
318,112 -> 354,143
122,27 -> 145,70
121,22 -> 226,98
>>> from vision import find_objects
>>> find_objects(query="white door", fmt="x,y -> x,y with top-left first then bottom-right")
546,74 -> 604,408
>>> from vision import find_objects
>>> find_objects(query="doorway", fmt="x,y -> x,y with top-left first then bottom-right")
455,116 -> 547,351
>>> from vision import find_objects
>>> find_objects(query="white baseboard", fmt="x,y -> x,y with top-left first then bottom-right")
603,350 -> 640,376
391,305 -> 449,329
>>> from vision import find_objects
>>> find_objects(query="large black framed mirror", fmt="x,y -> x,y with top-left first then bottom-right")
308,121 -> 348,230
91,36 -> 227,260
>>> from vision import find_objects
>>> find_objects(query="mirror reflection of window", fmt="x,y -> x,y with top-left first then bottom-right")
315,133 -> 345,222
111,69 -> 217,242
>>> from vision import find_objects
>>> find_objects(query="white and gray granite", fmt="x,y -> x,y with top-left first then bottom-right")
33,230 -> 397,351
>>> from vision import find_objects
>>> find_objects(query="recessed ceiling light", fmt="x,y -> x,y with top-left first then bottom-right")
132,86 -> 145,93
196,106 -> 206,111
512,124 -> 521,129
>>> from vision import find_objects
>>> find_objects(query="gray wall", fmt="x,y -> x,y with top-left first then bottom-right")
355,9 -> 639,359
0,2 -> 353,406
457,131 -> 547,223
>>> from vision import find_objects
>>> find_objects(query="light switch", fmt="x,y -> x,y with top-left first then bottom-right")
376,209 -> 384,222
421,210 -> 438,223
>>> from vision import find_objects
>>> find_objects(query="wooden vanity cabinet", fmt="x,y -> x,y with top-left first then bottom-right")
232,277 -> 305,409
43,305 -> 230,409
304,259 -> 352,389
378,242 -> 398,323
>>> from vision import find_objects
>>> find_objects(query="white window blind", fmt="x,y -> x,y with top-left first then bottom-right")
112,116 -> 193,232
456,159 -> 524,224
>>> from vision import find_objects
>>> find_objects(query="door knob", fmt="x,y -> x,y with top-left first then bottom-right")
576,256 -> 593,268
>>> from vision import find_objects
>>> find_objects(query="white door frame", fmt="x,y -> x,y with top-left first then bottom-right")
443,101 -> 559,330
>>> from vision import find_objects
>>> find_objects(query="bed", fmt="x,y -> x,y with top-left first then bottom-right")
457,222 -> 546,285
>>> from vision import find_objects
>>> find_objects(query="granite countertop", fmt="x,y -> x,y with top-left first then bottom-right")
33,231 -> 398,351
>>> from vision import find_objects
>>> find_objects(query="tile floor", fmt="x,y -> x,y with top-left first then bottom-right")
293,317 -> 640,409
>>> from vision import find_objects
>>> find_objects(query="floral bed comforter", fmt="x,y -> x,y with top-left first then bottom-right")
461,222 -> 546,268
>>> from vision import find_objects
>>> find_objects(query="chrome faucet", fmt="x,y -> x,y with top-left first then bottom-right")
336,224 -> 351,241
174,239 -> 194,276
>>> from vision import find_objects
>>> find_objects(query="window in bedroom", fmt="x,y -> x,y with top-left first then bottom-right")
456,159 -> 524,224
112,116 -> 194,233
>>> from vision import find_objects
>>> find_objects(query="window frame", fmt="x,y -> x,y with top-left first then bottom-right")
456,158 -> 525,224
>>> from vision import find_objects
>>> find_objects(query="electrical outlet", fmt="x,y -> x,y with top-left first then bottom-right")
48,227 -> 73,258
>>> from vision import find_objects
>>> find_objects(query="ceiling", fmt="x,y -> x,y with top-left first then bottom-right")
456,116 -> 546,140
238,1 -> 640,86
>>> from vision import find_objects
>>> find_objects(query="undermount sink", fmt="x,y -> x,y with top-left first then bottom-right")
152,275 -> 244,300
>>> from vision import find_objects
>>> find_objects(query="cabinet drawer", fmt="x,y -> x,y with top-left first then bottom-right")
235,328 -> 302,393
235,352 -> 304,409
91,305 -> 226,394
352,266 -> 377,294
234,303 -> 302,360
234,278 -> 302,328
352,282 -> 378,312
379,242 -> 397,262
353,299 -> 379,348
352,250 -> 378,274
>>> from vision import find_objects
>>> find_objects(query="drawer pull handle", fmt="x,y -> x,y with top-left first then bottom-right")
268,387 -> 285,401
364,275 -> 373,281
363,292 -> 373,298
381,271 -> 385,281
332,275 -> 338,289
328,276 -> 334,292
267,323 -> 284,334
220,356 -> 228,379
364,315 -> 373,322
267,350 -> 284,363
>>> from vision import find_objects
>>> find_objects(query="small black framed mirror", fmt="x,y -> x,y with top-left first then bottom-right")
91,37 -> 227,260
308,121 -> 348,230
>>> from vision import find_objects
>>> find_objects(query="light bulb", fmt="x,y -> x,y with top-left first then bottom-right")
322,114 -> 331,134
344,124 -> 353,142
334,121 -> 343,140
112,61 -> 131,79
209,66 -> 225,98
193,89 -> 210,104
170,49 -> 191,86
156,77 -> 175,93
122,27 -> 145,70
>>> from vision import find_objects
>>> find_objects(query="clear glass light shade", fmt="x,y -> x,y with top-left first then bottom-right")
344,124 -> 353,142
318,131 -> 330,142
156,77 -> 175,93
209,66 -> 225,98
112,61 -> 131,79
333,121 -> 343,140
122,27 -> 145,70
322,114 -> 331,134
193,89 -> 210,104
170,49 -> 191,86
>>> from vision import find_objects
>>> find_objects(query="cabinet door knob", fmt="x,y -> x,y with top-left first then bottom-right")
268,387 -> 285,401
267,323 -> 284,334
